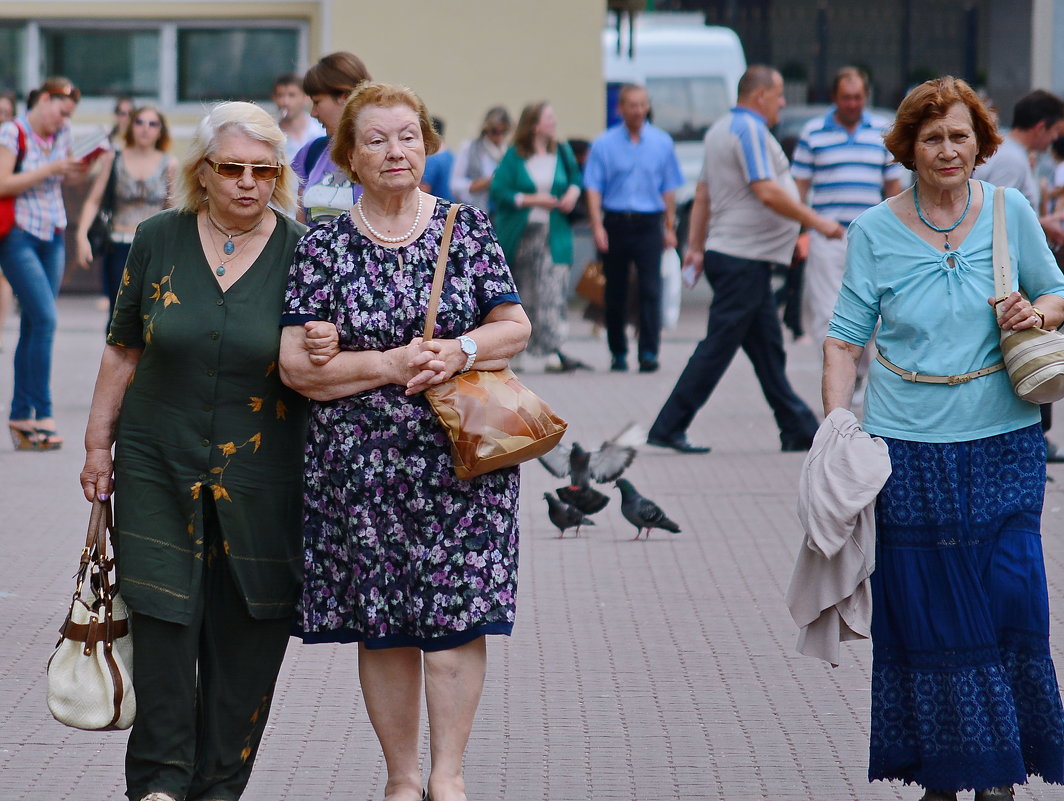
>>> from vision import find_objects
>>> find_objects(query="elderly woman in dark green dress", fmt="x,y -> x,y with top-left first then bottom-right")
79,101 -> 335,801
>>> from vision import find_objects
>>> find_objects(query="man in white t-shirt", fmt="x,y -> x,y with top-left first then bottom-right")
273,72 -> 325,164
977,89 -> 1064,246
647,65 -> 842,454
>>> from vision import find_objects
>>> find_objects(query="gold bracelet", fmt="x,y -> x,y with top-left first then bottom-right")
1032,306 -> 1046,328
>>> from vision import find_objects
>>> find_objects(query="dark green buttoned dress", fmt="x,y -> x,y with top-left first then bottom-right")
107,208 -> 308,624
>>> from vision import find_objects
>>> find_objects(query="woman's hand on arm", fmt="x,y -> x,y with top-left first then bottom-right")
556,186 -> 581,214
279,325 -> 417,401
303,320 -> 340,365
822,336 -> 864,416
80,345 -> 143,502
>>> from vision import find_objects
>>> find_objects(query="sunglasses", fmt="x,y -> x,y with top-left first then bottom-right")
205,159 -> 281,181
134,118 -> 161,128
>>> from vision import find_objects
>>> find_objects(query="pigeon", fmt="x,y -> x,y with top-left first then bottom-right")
538,422 -> 643,482
556,478 -> 610,516
543,492 -> 595,538
615,478 -> 681,540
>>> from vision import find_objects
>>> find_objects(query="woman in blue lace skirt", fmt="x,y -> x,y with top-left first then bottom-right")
822,76 -> 1064,801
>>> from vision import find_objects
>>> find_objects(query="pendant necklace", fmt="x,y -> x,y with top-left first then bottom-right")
356,192 -> 423,243
207,211 -> 266,257
204,212 -> 265,276
913,180 -> 972,251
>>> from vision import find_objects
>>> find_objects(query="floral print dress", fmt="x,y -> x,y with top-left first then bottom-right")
282,201 -> 522,650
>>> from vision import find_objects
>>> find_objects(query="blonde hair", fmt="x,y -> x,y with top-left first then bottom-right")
173,101 -> 296,214
331,82 -> 440,184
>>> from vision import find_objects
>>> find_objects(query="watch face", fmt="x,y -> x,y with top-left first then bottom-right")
460,336 -> 477,355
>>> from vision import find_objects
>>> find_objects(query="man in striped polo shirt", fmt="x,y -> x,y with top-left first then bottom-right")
791,67 -> 903,350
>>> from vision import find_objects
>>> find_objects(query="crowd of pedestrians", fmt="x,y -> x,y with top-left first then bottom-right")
3,47 -> 1064,801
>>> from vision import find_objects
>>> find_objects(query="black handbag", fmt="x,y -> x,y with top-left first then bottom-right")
87,155 -> 118,258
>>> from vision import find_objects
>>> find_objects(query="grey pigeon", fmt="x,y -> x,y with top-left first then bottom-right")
557,442 -> 610,514
543,492 -> 595,538
537,422 -> 643,483
615,478 -> 681,540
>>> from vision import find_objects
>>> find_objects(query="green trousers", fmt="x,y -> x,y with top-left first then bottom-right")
125,498 -> 293,801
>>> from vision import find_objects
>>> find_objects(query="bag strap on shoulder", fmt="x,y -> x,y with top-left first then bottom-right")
12,120 -> 26,173
305,135 -> 330,173
992,186 -> 1012,321
422,203 -> 462,342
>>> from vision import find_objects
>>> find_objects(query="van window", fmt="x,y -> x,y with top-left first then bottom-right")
646,76 -> 730,142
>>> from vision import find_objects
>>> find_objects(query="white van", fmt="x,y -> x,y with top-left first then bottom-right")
603,12 -> 746,223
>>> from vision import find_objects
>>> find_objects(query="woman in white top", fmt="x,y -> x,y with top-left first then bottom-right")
490,101 -> 584,371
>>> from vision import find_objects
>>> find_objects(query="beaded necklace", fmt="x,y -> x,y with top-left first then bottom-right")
913,180 -> 972,251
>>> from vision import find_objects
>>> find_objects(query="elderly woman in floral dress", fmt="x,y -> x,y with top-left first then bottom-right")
279,82 -> 530,801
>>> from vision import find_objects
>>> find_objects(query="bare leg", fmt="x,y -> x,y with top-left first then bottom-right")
424,637 -> 487,801
359,644 -> 424,801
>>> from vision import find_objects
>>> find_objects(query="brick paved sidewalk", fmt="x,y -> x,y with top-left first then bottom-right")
2,295 -> 1063,801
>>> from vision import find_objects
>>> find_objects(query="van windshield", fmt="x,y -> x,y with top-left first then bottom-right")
645,76 -> 730,142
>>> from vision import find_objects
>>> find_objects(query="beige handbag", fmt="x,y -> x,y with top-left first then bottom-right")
992,186 -> 1064,404
422,204 -> 567,479
47,497 -> 136,730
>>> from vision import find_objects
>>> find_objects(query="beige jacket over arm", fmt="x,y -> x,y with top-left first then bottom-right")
786,408 -> 892,667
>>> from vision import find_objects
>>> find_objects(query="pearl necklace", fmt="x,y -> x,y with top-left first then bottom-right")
356,192 -> 423,243
913,180 -> 972,251
207,211 -> 265,256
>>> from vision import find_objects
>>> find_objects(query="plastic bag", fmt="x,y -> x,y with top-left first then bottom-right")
661,247 -> 682,330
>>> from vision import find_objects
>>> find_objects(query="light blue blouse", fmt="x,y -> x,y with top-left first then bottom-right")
828,181 -> 1064,442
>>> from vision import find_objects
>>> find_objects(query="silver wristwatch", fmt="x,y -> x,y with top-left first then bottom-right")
457,335 -> 477,373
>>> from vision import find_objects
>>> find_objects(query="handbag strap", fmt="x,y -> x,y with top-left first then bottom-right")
422,202 -> 462,342
992,186 -> 1012,321
74,497 -> 114,599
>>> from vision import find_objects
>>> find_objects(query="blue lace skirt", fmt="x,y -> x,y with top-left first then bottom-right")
870,424 -> 1064,792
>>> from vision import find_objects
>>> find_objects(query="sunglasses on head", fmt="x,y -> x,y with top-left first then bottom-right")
205,159 -> 281,181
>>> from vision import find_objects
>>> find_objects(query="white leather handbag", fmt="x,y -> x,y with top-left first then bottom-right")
47,497 -> 136,730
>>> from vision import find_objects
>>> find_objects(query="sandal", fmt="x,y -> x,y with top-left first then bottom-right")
7,423 -> 41,451
33,428 -> 63,451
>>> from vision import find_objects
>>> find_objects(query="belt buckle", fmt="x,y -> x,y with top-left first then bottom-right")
946,373 -> 971,386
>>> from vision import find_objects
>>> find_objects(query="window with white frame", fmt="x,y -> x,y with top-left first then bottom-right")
42,28 -> 161,98
177,28 -> 301,102
0,26 -> 22,93
4,19 -> 308,108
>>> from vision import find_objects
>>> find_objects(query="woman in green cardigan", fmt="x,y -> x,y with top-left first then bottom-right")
491,101 -> 585,372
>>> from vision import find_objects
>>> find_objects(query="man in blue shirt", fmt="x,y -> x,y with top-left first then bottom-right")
420,116 -> 453,201
584,85 -> 684,372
